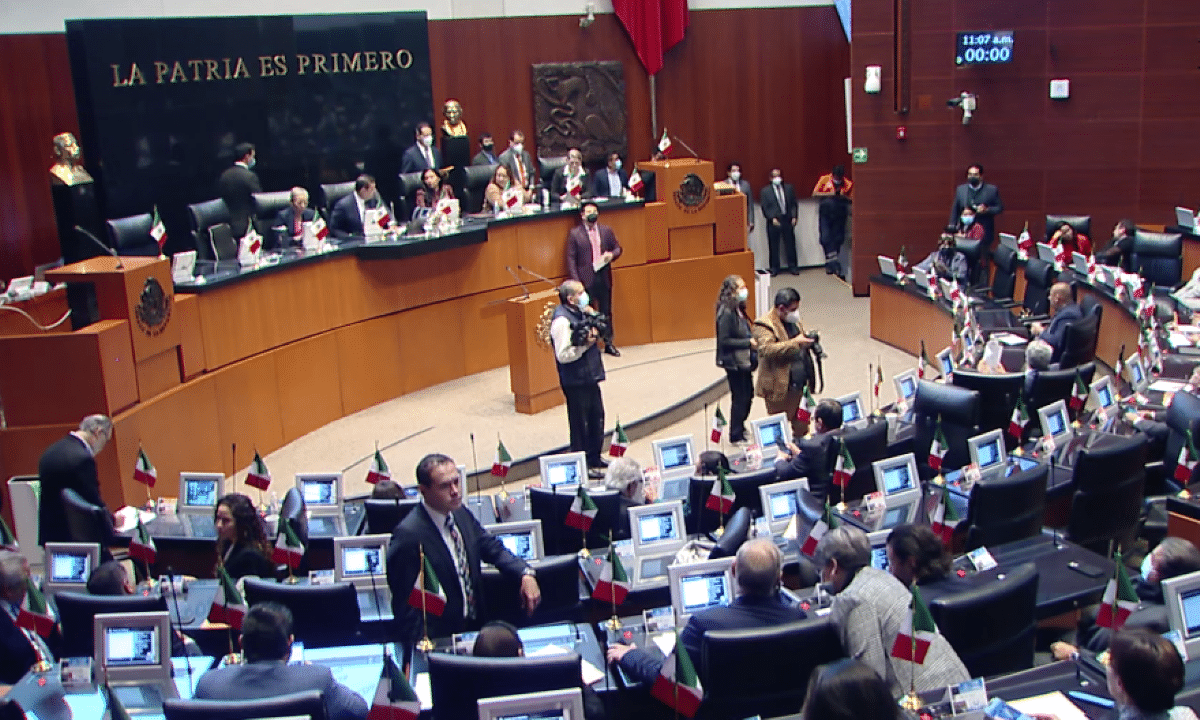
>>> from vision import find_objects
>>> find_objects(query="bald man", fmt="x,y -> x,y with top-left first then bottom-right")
606,539 -> 807,682
1031,282 -> 1082,363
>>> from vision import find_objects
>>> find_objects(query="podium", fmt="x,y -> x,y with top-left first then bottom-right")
636,158 -> 719,260
506,289 -> 563,414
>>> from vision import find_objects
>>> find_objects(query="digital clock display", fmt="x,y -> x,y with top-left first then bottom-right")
956,31 -> 1014,65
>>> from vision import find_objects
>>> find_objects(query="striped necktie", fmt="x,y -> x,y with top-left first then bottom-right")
444,515 -> 475,618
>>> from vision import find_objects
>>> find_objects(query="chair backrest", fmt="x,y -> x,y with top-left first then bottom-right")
1022,258 -> 1057,315
61,488 -> 115,547
964,464 -> 1049,550
839,421 -> 890,502
242,578 -> 360,648
465,164 -> 496,213
1164,392 -> 1200,485
912,381 -> 980,473
991,243 -> 1018,300
951,370 -> 1024,442
1058,306 -> 1101,369
930,563 -> 1039,677
701,616 -> 843,720
55,590 -> 167,657
1132,230 -> 1184,288
954,236 -> 985,287
209,223 -> 237,261
687,466 -> 778,534
480,553 -> 581,626
319,181 -> 356,215
105,214 -> 159,256
709,507 -> 752,559
427,651 -> 581,720
6,475 -> 41,567
251,190 -> 293,241
1068,433 -> 1147,554
1044,214 -> 1091,242
529,487 -> 621,556
397,171 -> 426,221
187,198 -> 231,260
539,155 -> 568,189
1025,362 -> 1095,416
164,690 -> 327,720
364,498 -> 420,535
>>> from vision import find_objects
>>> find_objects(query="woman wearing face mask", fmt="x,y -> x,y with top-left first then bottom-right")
955,207 -> 985,241
716,274 -> 758,444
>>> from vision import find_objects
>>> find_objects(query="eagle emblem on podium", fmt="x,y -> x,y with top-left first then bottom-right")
135,277 -> 172,337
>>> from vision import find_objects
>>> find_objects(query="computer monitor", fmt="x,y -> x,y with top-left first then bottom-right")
873,453 -> 918,497
295,473 -> 343,511
177,472 -> 224,514
1091,376 -> 1116,416
837,392 -> 865,427
867,530 -> 891,571
869,493 -> 922,531
1163,569 -> 1200,660
1125,354 -> 1148,393
477,688 -> 586,720
750,413 -> 789,461
936,347 -> 955,377
1037,400 -> 1071,444
967,430 -> 1006,473
628,501 -> 685,556
893,370 -> 918,405
669,557 -> 734,622
652,435 -> 696,480
44,542 -> 100,595
484,520 -> 545,562
539,452 -> 587,488
758,479 -> 810,535
333,534 -> 389,587
93,611 -> 172,685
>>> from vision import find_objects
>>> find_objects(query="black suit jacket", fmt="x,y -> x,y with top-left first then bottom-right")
1040,303 -> 1083,361
386,504 -> 529,642
774,431 -> 840,500
0,608 -> 39,684
329,194 -> 365,239
400,143 -> 443,175
195,660 -> 368,720
949,182 -> 1003,244
223,542 -> 277,580
216,164 -> 262,238
38,435 -> 102,545
566,223 -> 623,291
590,168 -> 629,198
272,207 -> 316,248
759,182 -> 799,223
551,167 -> 591,201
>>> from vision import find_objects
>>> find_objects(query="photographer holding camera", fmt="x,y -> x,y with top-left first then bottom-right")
551,280 -> 610,478
753,287 -> 819,440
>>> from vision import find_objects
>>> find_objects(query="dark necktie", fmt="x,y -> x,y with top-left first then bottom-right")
293,214 -> 302,237
445,515 -> 475,618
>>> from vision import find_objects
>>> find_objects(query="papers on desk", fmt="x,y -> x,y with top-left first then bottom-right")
990,333 -> 1028,346
414,672 -> 433,710
1007,691 -> 1091,720
649,631 -> 676,657
1149,379 -> 1188,393
114,506 -> 156,532
1171,332 -> 1196,349
527,643 -> 606,686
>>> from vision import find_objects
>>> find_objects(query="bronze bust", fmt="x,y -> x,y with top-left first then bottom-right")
49,132 -> 93,186
441,99 -> 467,137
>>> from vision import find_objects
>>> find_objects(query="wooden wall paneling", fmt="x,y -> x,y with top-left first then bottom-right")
212,354 -> 286,477
459,287 -> 520,378
868,281 -> 952,357
648,252 -> 753,343
713,193 -> 747,254
336,315 -> 406,417
0,290 -> 68,336
644,203 -> 669,261
135,349 -> 180,401
603,206 -> 648,268
668,226 -> 715,261
274,333 -> 344,443
610,265 -> 653,348
398,299 -> 469,395
0,424 -> 72,502
514,215 -> 574,283
174,293 -> 207,378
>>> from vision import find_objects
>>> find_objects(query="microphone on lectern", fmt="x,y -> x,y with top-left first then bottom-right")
505,266 -> 530,299
74,225 -> 124,270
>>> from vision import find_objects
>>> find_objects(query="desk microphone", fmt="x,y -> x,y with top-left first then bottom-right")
165,565 -> 194,681
669,134 -> 701,159
505,266 -> 530,299
515,265 -> 557,288
366,550 -> 385,626
74,225 -> 124,270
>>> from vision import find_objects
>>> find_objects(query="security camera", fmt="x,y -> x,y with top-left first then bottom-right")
579,2 -> 595,27
946,92 -> 977,125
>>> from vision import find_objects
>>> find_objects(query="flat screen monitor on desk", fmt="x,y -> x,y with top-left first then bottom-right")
751,414 -> 789,461
893,370 -> 918,405
177,472 -> 224,514
540,452 -> 586,488
652,435 -> 695,480
837,392 -> 866,429
1038,400 -> 1071,446
873,453 -> 918,497
44,542 -> 99,595
628,501 -> 685,556
477,687 -> 586,720
870,494 -> 921,531
485,520 -> 545,562
1091,376 -> 1116,416
1163,569 -> 1200,660
868,530 -> 891,571
669,557 -> 734,623
93,611 -> 174,689
297,473 -> 343,512
968,429 -> 1005,474
1125,354 -> 1148,394
936,348 -> 955,377
758,479 -> 810,535
334,534 -> 389,587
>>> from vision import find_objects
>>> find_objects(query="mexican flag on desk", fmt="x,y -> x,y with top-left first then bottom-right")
133,448 -> 157,489
801,500 -> 838,557
609,420 -> 629,457
796,386 -> 817,423
312,215 -> 329,241
591,549 -> 630,606
492,439 -> 512,478
1009,396 -> 1030,440
891,584 -> 937,664
928,417 -> 949,472
657,129 -> 673,155
710,406 -> 727,443
365,447 -> 390,485
1176,430 -> 1199,484
17,577 -> 55,637
1017,222 -> 1034,255
651,631 -> 703,718
628,171 -> 644,194
1097,552 -> 1139,630
565,485 -> 598,532
129,518 -> 157,564
832,442 -> 854,489
367,654 -> 420,720
705,467 -> 734,514
150,207 -> 167,250
246,451 -> 271,491
408,551 -> 446,617
273,518 -> 305,569
918,340 -> 931,379
208,565 -> 248,630
1070,370 -> 1089,412
930,486 -> 960,545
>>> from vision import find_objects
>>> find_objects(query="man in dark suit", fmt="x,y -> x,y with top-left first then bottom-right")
217,142 -> 261,239
759,168 -> 800,275
607,539 -> 806,682
386,454 -> 540,643
272,187 -> 316,250
399,122 -> 442,176
498,130 -> 539,198
566,201 -> 623,356
194,603 -> 367,720
37,414 -> 112,545
590,152 -> 629,199
472,133 -> 499,166
776,398 -> 844,500
329,175 -> 388,239
0,550 -> 59,684
949,163 -> 1003,247
1031,282 -> 1082,363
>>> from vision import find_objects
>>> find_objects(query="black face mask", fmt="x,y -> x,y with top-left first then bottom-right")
482,143 -> 494,153
967,177 -> 982,188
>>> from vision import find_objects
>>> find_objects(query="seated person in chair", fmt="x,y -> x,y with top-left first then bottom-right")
1030,282 -> 1082,363
194,602 -> 368,720
0,550 -> 60,684
1105,628 -> 1198,720
411,168 -> 454,219
604,457 -> 646,542
775,398 -> 843,500
214,493 -> 276,580
273,187 -> 316,249
886,524 -> 961,589
606,539 -> 806,683
551,149 -> 591,207
955,208 -> 985,242
1049,221 -> 1092,258
87,561 -> 201,656
1095,219 -> 1136,269
915,231 -> 969,284
329,175 -> 388,239
370,479 -> 405,500
474,621 -> 606,720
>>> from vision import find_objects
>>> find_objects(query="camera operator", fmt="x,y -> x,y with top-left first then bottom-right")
551,280 -> 610,478
753,287 -> 818,440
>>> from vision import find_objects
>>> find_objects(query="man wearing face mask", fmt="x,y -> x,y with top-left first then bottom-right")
753,288 -> 817,440
915,230 -> 969,284
726,162 -> 755,238
472,133 -> 498,166
566,202 -> 623,356
591,152 -> 629,199
550,280 -> 610,477
551,148 -> 591,206
400,122 -> 442,175
759,169 -> 800,276
949,164 -> 1003,246
499,130 -> 538,202
812,165 -> 854,277
217,142 -> 261,239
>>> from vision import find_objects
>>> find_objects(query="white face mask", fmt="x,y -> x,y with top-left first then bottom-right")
612,159 -> 622,171
785,309 -> 801,324
577,291 -> 590,308
729,171 -> 741,182
512,142 -> 524,154
736,287 -> 749,302
961,214 -> 974,225
772,176 -> 783,186
421,135 -> 433,148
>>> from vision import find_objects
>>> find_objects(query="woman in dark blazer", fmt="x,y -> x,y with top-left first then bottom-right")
214,493 -> 275,580
716,274 -> 757,444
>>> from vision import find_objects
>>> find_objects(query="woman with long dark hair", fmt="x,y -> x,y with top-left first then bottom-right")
802,659 -> 901,720
715,274 -> 757,444
213,493 -> 275,579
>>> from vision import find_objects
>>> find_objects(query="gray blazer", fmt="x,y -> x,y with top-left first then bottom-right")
194,660 -> 368,720
829,566 -> 969,697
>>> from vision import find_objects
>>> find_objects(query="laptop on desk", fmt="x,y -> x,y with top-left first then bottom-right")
998,233 -> 1017,251
177,472 -> 224,538
1071,252 -> 1090,276
625,501 -> 687,590
297,473 -> 347,537
94,611 -> 179,713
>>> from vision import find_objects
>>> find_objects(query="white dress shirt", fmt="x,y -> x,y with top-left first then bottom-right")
421,501 -> 468,617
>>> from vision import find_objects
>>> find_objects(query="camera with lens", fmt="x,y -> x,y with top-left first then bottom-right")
806,331 -> 828,360
571,312 -> 611,346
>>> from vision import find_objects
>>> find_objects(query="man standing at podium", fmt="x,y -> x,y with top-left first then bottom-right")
217,142 -> 261,239
37,414 -> 113,545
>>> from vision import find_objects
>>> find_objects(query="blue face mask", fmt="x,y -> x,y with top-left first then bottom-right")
246,157 -> 256,170
960,214 -> 974,225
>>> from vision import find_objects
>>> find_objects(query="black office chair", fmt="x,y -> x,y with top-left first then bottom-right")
539,156 -> 568,190
1154,391 -> 1200,494
251,190 -> 293,246
986,243 -> 1019,302
105,213 -> 160,256
1021,258 -> 1057,317
930,563 -> 1039,677
55,591 -> 167,657
480,553 -> 581,626
838,421 -> 889,503
0,699 -> 24,720
951,370 -> 1023,444
319,181 -> 355,216
1024,363 -> 1095,424
427,651 -> 581,720
962,464 -> 1049,550
465,164 -> 496,213
364,498 -> 420,535
397,171 -> 426,222
687,467 -> 778,534
1067,433 -> 1147,555
1057,304 -> 1101,369
954,235 -> 987,288
1044,215 -> 1091,243
164,690 -> 327,720
242,578 -> 360,649
1132,231 -> 1184,288
912,381 -> 980,476
208,223 -> 237,261
709,507 -> 752,559
61,488 -> 117,558
186,198 -> 231,261
701,617 -> 843,720
529,487 -> 621,556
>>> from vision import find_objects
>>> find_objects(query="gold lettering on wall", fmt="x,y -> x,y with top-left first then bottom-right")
109,49 -> 416,87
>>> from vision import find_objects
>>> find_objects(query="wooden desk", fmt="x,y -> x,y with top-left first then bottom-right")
869,278 -> 954,358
